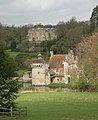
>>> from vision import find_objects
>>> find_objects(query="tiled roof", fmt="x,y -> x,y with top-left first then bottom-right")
33,59 -> 46,64
49,54 -> 66,68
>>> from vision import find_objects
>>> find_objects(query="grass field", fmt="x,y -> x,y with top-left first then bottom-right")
15,69 -> 28,77
6,49 -> 20,59
6,92 -> 98,120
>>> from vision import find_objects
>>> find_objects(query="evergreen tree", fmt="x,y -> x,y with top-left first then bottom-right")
0,47 -> 19,108
10,39 -> 17,51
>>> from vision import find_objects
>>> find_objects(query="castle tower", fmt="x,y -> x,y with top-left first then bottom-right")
31,53 -> 50,85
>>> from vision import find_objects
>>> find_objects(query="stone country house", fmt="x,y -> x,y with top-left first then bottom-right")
49,51 -> 77,84
22,50 -> 77,86
27,27 -> 57,43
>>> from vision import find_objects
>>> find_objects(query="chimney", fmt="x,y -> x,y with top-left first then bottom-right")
50,51 -> 54,57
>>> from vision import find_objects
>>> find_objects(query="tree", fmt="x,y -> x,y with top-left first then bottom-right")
90,5 -> 98,33
46,17 -> 91,54
0,47 -> 19,108
10,39 -> 17,51
76,33 -> 98,90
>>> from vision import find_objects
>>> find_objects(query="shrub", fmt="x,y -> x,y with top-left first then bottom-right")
48,83 -> 70,89
70,78 -> 98,92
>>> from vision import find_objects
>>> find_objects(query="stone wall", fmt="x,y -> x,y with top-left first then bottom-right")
27,27 -> 56,43
32,63 -> 50,85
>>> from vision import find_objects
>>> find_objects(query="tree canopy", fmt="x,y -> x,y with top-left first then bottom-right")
76,32 -> 98,90
41,18 -> 91,56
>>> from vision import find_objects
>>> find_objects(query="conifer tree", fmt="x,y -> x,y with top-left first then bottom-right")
0,46 -> 19,108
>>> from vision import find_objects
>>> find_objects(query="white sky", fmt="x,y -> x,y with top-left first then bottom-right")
0,0 -> 98,26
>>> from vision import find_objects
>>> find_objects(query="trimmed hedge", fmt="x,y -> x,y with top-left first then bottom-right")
48,83 -> 70,89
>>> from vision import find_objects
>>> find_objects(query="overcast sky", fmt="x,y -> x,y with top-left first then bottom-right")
0,0 -> 98,26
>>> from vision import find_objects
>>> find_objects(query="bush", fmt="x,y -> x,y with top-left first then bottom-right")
70,78 -> 98,92
48,83 -> 70,89
48,79 -> 98,92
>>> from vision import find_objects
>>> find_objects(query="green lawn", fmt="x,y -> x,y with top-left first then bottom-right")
15,69 -> 28,77
6,49 -> 20,59
6,49 -> 37,59
6,92 -> 98,120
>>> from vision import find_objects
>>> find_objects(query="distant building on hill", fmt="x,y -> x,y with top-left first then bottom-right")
27,26 -> 57,43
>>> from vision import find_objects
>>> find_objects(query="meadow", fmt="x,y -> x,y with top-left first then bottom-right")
6,92 -> 98,120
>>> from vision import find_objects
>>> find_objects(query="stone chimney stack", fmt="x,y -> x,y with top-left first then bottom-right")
50,51 -> 54,57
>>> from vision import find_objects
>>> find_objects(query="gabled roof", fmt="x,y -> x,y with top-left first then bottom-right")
67,58 -> 76,65
66,55 -> 76,65
49,69 -> 55,75
49,54 -> 66,68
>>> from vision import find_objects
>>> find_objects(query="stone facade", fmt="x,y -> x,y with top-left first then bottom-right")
23,51 -> 77,86
22,71 -> 32,82
27,27 -> 56,43
31,54 -> 50,85
49,50 -> 77,84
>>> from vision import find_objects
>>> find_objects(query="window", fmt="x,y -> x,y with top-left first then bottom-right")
33,37 -> 35,41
